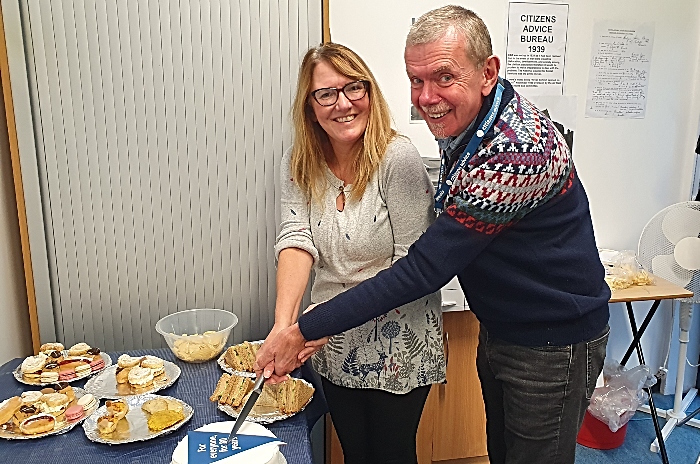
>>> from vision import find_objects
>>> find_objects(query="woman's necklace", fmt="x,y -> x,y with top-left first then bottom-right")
336,183 -> 346,212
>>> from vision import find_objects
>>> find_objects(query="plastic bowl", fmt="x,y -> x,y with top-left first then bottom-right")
155,309 -> 238,363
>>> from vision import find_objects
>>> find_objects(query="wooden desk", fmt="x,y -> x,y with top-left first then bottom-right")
609,275 -> 693,464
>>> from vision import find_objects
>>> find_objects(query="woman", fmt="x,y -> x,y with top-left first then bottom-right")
265,43 -> 445,464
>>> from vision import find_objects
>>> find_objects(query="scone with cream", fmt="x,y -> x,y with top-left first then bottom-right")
140,355 -> 165,377
128,366 -> 154,388
67,343 -> 91,357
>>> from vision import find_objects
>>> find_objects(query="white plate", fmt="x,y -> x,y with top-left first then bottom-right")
83,361 -> 181,399
82,393 -> 193,444
13,353 -> 112,386
216,340 -> 263,378
0,387 -> 98,440
216,377 -> 314,424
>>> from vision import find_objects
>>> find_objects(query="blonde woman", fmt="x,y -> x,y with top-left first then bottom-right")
261,43 -> 446,464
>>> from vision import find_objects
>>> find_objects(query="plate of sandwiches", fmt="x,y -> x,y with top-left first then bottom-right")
0,384 -> 99,440
210,372 -> 314,424
217,340 -> 263,377
13,342 -> 112,386
83,354 -> 180,399
82,394 -> 193,444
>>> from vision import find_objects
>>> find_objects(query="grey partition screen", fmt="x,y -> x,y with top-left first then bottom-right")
2,0 -> 321,350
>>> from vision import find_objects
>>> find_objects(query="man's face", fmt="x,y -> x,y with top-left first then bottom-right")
405,31 -> 490,139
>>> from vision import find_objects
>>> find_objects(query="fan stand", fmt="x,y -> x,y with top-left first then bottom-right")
638,301 -> 700,453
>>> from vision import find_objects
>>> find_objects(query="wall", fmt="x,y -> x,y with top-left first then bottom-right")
330,0 -> 700,392
0,74 -> 31,364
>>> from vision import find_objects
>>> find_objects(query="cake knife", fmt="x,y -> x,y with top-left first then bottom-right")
226,375 -> 265,443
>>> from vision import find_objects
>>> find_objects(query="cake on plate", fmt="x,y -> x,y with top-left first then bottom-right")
171,421 -> 285,464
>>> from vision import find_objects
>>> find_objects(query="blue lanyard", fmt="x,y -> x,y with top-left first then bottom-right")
434,81 -> 505,212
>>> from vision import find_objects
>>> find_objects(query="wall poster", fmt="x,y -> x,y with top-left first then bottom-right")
585,22 -> 655,119
505,2 -> 569,96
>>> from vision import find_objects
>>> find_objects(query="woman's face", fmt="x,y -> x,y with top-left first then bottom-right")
309,61 -> 370,154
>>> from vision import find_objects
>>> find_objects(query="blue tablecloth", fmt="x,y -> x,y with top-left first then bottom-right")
0,349 -> 325,464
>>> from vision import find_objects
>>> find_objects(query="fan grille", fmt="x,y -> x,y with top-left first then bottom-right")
637,201 -> 700,303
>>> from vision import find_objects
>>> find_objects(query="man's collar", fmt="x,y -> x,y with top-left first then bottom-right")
436,117 -> 477,153
436,78 -> 511,159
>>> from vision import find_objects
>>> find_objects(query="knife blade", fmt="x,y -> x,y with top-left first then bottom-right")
226,375 -> 265,443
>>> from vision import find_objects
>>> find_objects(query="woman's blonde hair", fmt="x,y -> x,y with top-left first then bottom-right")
290,43 -> 396,202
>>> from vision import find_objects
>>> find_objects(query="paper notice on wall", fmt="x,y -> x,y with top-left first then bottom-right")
585,22 -> 654,119
505,2 -> 569,96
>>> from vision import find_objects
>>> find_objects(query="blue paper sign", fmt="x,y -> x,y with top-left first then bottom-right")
187,431 -> 282,464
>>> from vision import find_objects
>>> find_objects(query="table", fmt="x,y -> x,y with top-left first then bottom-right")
0,348 -> 326,464
610,275 -> 694,464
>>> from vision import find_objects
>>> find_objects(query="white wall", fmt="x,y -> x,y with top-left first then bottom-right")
330,0 -> 700,392
0,76 -> 32,364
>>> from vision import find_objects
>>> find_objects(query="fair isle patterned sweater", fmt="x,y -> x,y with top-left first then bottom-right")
275,138 -> 446,393
299,79 -> 610,347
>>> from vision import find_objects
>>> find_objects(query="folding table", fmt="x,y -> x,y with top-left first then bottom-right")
609,274 -> 694,464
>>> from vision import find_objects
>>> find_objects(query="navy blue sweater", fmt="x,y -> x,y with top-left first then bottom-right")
299,82 -> 610,346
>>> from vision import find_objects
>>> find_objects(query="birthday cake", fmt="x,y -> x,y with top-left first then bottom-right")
171,421 -> 285,464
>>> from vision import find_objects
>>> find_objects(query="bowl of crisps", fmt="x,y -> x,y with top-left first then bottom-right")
156,309 -> 238,363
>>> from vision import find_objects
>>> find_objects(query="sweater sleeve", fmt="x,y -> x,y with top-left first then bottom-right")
274,148 -> 319,263
380,138 -> 436,264
298,212 -> 496,340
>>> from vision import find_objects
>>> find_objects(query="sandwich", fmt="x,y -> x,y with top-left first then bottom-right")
223,341 -> 260,372
214,374 -> 253,408
278,379 -> 314,414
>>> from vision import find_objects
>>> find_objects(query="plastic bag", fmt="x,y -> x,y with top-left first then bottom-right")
587,359 -> 657,432
598,249 -> 655,291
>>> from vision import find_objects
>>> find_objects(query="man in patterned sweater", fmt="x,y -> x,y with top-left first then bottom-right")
256,6 -> 610,463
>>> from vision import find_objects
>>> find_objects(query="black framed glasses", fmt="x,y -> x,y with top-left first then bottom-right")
310,80 -> 369,106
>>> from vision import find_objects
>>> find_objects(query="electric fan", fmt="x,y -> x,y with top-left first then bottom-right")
637,201 -> 700,452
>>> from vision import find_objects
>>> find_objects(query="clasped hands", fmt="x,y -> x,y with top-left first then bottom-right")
253,304 -> 329,384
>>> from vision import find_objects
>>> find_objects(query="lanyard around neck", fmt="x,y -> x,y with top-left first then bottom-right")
434,81 -> 505,212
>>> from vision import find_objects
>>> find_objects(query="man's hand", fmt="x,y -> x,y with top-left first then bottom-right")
253,323 -> 307,384
295,303 -> 329,363
298,337 -> 329,363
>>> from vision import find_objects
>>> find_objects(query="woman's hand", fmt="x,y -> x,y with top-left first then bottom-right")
254,323 -> 306,384
255,324 -> 291,383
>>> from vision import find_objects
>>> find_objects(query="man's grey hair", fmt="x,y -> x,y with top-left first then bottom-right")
406,5 -> 493,68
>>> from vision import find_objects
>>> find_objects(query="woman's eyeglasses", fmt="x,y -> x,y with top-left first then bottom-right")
310,80 -> 369,106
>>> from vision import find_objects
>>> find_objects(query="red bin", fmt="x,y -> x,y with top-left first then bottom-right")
576,409 -> 628,449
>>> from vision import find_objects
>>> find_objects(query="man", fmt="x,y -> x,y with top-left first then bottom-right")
256,6 -> 610,464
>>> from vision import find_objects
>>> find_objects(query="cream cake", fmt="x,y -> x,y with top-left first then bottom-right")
171,421 -> 284,464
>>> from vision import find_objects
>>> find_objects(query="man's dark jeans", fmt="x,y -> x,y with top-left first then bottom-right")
476,324 -> 609,464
